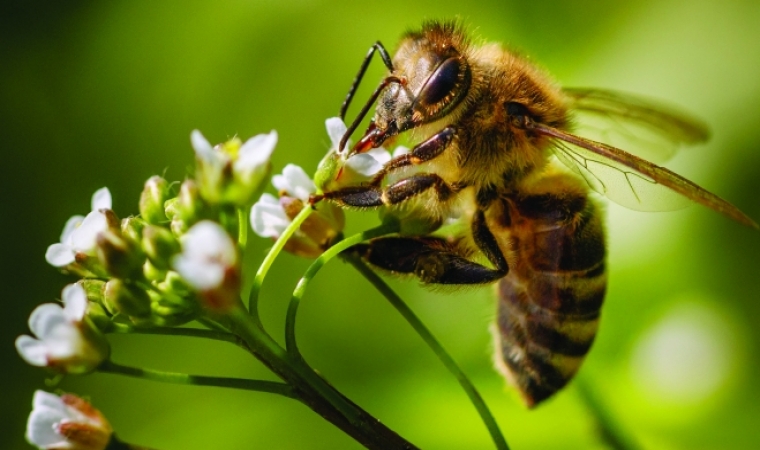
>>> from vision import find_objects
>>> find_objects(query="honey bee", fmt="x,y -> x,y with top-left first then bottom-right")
313,21 -> 758,407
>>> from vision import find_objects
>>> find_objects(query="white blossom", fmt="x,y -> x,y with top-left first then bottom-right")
191,129 -> 276,205
272,164 -> 316,201
251,163 -> 344,258
173,221 -> 238,292
251,193 -> 291,239
16,284 -> 108,374
26,390 -> 112,450
45,188 -> 112,267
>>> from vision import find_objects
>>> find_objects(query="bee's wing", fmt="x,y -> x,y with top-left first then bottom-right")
564,88 -> 709,164
532,122 -> 758,229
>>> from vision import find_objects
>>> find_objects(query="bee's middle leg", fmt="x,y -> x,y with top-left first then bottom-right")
321,172 -> 457,208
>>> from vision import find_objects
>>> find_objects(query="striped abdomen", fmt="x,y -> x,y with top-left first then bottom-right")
491,188 -> 607,407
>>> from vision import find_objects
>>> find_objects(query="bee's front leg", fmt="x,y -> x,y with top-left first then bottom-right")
313,127 -> 457,208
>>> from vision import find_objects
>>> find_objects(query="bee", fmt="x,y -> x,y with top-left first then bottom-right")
313,21 -> 758,407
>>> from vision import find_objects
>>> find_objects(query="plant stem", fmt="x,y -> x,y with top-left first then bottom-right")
576,377 -> 638,450
224,306 -> 418,449
285,222 -> 399,356
98,359 -> 295,398
345,254 -> 510,450
107,323 -> 246,349
248,206 -> 313,313
237,207 -> 249,250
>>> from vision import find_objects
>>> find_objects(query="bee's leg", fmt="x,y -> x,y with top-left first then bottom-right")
354,210 -> 508,284
369,127 -> 456,185
321,172 -> 457,208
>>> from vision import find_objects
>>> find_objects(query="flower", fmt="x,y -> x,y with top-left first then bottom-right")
45,188 -> 113,268
251,164 -> 344,258
16,284 -> 109,374
27,390 -> 112,450
191,129 -> 276,206
172,221 -> 240,309
315,117 -> 409,192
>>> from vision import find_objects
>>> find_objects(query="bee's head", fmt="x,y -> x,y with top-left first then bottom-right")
353,21 -> 471,153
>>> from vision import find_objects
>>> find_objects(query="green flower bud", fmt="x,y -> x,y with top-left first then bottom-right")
142,225 -> 180,269
143,259 -> 167,282
177,179 -> 202,222
77,279 -> 107,306
96,230 -> 145,279
121,216 -> 147,244
140,176 -> 171,224
104,279 -> 152,319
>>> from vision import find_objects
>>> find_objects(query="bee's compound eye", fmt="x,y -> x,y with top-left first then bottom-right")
417,57 -> 462,107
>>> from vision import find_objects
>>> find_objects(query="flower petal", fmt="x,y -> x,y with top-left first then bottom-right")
45,243 -> 76,267
325,117 -> 348,150
272,164 -> 315,201
60,215 -> 85,244
345,153 -> 384,177
69,211 -> 108,254
28,304 -> 68,338
91,187 -> 112,211
191,130 -> 215,160
61,284 -> 87,321
235,131 -> 277,173
173,257 -> 225,291
181,221 -> 237,266
26,404 -> 70,448
16,335 -> 48,366
251,194 -> 291,238
33,390 -> 67,411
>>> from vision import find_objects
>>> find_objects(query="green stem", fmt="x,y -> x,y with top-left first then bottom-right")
285,222 -> 399,356
98,359 -> 295,398
248,206 -> 313,313
107,323 -> 248,351
576,377 -> 638,450
237,207 -> 249,250
345,254 -> 510,450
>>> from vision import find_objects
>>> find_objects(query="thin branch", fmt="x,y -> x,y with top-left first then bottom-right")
285,222 -> 399,357
248,206 -> 313,314
98,359 -> 296,398
107,323 -> 249,351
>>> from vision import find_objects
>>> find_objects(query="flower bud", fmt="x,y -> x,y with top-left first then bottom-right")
121,216 -> 147,244
96,230 -> 145,279
77,279 -> 107,305
104,279 -> 152,319
139,176 -> 171,225
142,225 -> 180,269
142,259 -> 167,282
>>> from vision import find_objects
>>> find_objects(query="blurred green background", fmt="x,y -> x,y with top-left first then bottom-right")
2,0 -> 759,449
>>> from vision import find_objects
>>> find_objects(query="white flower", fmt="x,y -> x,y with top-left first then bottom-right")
318,117 -> 409,191
251,164 -> 344,258
173,221 -> 240,309
16,284 -> 109,374
272,164 -> 317,201
251,193 -> 291,239
45,188 -> 112,267
27,390 -> 112,450
191,129 -> 276,205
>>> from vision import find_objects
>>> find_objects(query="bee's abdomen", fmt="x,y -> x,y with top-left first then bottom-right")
493,196 -> 607,407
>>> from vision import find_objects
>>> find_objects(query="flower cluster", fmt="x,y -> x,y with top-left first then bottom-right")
17,116 -> 431,447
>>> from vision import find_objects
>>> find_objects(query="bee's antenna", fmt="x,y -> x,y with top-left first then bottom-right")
340,75 -> 403,153
340,42 -> 394,120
